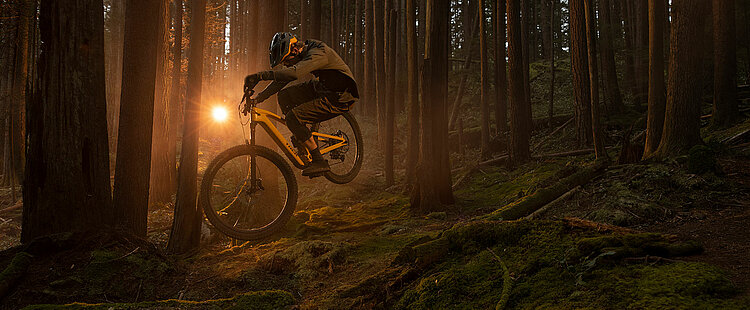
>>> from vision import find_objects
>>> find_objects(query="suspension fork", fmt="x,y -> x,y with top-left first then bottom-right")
249,111 -> 258,186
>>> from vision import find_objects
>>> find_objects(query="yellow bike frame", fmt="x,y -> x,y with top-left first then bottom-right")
251,106 -> 347,168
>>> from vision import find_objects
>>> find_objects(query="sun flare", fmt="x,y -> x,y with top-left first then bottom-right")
212,106 -> 228,122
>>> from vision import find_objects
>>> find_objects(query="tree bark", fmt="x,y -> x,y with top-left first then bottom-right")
711,0 -> 738,128
570,0 -> 592,147
23,0 -> 113,242
113,0 -> 162,236
634,0 -> 648,109
10,0 -> 34,183
507,0 -> 531,164
374,0 -> 386,146
385,10 -> 396,186
599,0 -> 624,112
106,0 -> 125,154
479,0 -> 491,159
150,0 -> 176,205
406,0 -> 419,185
364,0 -> 376,118
168,0 -> 207,254
411,0 -> 454,212
310,0 -> 322,39
584,0 -> 607,161
494,0 -> 508,134
653,0 -> 710,159
643,0 -> 666,158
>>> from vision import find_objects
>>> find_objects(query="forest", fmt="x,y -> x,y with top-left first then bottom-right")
0,0 -> 750,308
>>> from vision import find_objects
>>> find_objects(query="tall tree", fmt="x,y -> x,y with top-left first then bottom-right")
150,0 -> 176,205
385,10 -> 396,186
599,0 -> 624,112
584,0 -> 607,161
411,0 -> 453,211
374,0 -> 386,145
507,0 -> 530,164
9,0 -> 34,182
711,0 -> 738,128
653,0 -> 710,158
406,0 -> 419,184
570,0 -> 592,146
166,0 -> 183,202
547,0 -> 555,127
364,0 -> 376,118
479,0 -> 491,159
106,0 -> 125,152
643,0 -> 666,158
112,0 -> 162,236
310,0 -> 322,39
633,0 -> 649,109
168,0 -> 207,254
23,0 -> 113,242
495,0 -> 508,134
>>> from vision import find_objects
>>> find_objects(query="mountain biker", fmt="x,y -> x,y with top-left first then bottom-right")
244,32 -> 359,177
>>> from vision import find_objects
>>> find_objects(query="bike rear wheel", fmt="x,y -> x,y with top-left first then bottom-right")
199,145 -> 298,240
313,112 -> 364,184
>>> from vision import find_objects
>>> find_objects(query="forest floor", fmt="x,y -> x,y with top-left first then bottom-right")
2,101 -> 750,308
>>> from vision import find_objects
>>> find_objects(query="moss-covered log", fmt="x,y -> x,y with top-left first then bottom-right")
482,161 -> 607,220
0,252 -> 32,298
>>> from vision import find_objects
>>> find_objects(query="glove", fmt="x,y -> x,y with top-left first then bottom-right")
244,74 -> 260,92
242,97 -> 258,115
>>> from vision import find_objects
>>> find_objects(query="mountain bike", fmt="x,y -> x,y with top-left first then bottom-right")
199,88 -> 363,240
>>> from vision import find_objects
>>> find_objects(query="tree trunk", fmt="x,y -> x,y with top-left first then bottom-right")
570,0 -> 592,147
653,0 -> 710,158
167,0 -> 183,201
374,0 -> 386,146
584,0 -> 607,161
643,0 -> 666,158
385,10 -> 396,186
507,0 -> 531,164
112,0 -> 162,237
406,0 -> 419,185
310,0 -> 322,39
411,0 -> 454,212
150,0 -> 176,205
364,0 -> 376,118
494,0 -> 508,134
621,0 -> 636,100
711,0 -> 738,128
599,0 -> 624,113
106,0 -> 125,155
168,0 -> 207,254
547,0 -> 555,128
633,0 -> 648,109
23,0 -> 113,242
10,0 -> 34,183
479,0 -> 491,159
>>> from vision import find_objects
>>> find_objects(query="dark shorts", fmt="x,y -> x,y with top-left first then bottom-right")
277,79 -> 355,141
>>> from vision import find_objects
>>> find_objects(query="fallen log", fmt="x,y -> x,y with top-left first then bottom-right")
723,128 -> 750,145
482,161 -> 608,221
525,185 -> 581,219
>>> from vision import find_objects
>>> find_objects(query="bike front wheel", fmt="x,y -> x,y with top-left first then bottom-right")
199,145 -> 298,240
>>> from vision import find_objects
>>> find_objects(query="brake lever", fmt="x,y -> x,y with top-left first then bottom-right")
241,89 -> 255,116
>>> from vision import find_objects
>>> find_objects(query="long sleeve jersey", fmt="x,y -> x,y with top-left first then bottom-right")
255,40 -> 359,103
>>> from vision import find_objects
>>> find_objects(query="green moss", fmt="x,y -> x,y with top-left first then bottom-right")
82,249 -> 175,300
22,290 -> 296,310
388,220 -> 747,309
455,161 -> 564,212
257,240 -> 349,279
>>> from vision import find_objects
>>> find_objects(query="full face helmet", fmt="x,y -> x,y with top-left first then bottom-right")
269,32 -> 299,68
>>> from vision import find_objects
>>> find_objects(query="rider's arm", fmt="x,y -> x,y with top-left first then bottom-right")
252,47 -> 328,102
254,80 -> 290,103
